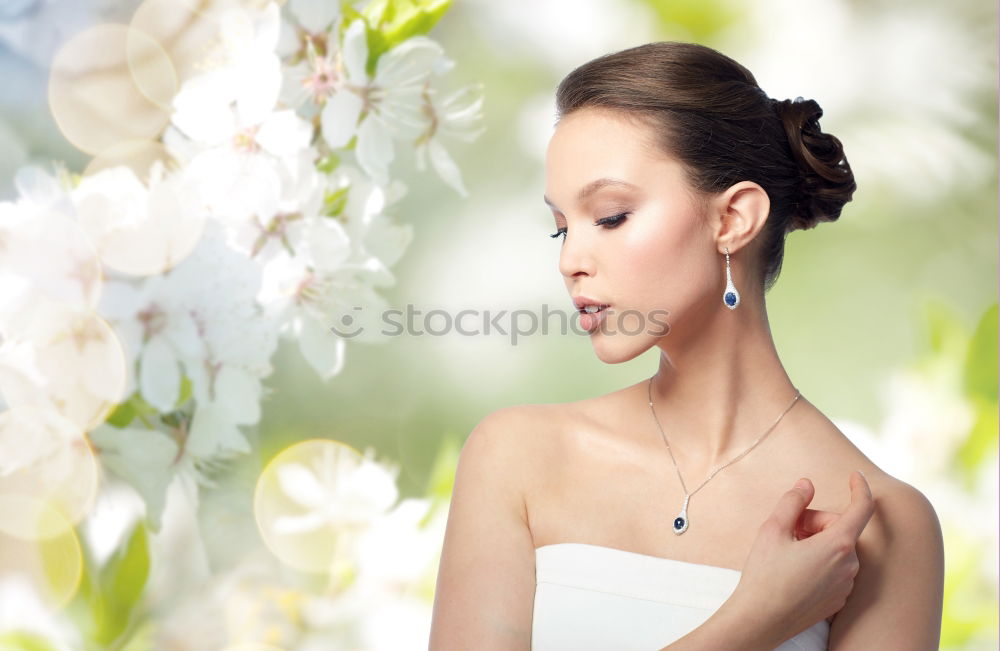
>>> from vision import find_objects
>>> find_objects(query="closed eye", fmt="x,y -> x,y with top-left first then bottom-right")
596,212 -> 629,228
549,212 -> 629,241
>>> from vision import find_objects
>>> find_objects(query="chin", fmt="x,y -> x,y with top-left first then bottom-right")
588,334 -> 652,365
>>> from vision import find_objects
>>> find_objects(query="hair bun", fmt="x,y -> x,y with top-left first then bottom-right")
772,97 -> 857,231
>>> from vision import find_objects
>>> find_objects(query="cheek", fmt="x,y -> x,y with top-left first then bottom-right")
616,213 -> 714,312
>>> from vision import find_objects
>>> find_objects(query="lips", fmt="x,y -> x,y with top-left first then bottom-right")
572,295 -> 611,333
572,295 -> 610,312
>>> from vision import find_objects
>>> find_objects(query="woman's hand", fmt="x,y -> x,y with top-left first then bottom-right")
726,470 -> 875,649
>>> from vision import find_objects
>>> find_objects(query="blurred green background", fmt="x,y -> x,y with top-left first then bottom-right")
0,0 -> 995,647
250,0 -> 998,497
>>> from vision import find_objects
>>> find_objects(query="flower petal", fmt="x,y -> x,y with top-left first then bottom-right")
234,51 -> 282,127
375,35 -> 443,88
355,114 -> 394,186
289,0 -> 341,34
276,462 -> 325,508
340,18 -> 369,83
187,403 -> 250,458
428,138 -> 468,197
257,109 -> 312,158
213,365 -> 261,426
298,315 -> 345,380
139,335 -> 180,412
320,89 -> 364,149
304,217 -> 351,271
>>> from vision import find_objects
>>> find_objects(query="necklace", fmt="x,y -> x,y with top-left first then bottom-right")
646,376 -> 801,535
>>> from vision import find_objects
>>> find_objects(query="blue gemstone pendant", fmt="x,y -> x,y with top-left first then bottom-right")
673,495 -> 690,535
723,248 -> 740,310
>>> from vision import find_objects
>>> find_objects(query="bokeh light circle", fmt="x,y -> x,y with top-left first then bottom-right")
0,405 -> 100,539
48,23 -> 176,155
76,158 -> 206,276
131,0 -> 248,90
83,139 -> 177,184
0,498 -> 83,609
0,309 -> 129,432
254,439 -> 374,573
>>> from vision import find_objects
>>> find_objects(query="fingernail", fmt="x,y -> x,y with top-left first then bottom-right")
795,478 -> 809,490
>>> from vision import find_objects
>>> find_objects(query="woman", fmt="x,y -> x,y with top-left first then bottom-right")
429,41 -> 944,650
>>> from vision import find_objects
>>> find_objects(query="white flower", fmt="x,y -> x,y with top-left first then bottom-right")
169,2 -> 313,224
321,19 -> 446,186
253,164 -> 411,380
273,445 -> 398,535
100,221 -> 278,461
224,147 -> 326,263
71,162 -> 205,276
277,0 -> 344,110
414,82 -> 486,198
0,170 -> 101,320
87,424 -> 185,532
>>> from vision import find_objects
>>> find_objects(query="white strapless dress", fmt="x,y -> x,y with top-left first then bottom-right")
532,542 -> 829,650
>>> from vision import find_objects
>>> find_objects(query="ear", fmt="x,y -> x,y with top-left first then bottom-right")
709,181 -> 770,254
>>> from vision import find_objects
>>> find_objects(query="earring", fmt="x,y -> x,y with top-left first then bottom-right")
723,247 -> 740,309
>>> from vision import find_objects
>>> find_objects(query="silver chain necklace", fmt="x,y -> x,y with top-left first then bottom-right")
646,376 -> 802,535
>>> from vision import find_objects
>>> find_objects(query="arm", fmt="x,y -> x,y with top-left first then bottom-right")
429,407 -> 537,650
827,480 -> 945,650
656,598 -> 781,651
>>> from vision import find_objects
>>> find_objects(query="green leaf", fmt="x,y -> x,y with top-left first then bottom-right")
323,185 -> 351,217
940,526 -> 999,646
955,399 -> 1000,489
119,620 -> 157,651
317,152 -> 341,173
104,392 -> 161,430
630,0 -> 744,42
423,433 -> 460,503
361,0 -> 453,73
106,400 -> 136,428
103,522 -> 150,613
176,374 -> 193,409
917,297 -> 968,367
0,632 -> 60,651
36,524 -> 82,607
962,302 -> 998,403
93,523 -> 150,645
65,538 -> 108,645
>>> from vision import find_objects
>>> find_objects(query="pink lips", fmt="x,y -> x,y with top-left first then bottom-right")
572,295 -> 610,332
572,295 -> 609,311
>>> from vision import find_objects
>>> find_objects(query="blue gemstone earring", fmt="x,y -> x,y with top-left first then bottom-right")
723,246 -> 740,309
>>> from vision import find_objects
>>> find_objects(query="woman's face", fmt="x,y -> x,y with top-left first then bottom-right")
544,107 -> 722,363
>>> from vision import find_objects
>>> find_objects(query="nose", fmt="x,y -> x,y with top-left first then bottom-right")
558,228 -> 596,279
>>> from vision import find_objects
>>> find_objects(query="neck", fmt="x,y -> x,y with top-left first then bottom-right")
647,298 -> 800,476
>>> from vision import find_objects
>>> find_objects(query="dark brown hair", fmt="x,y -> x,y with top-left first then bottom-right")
554,41 -> 856,292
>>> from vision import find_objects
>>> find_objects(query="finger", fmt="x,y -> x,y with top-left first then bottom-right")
833,470 -> 875,541
796,507 -> 840,536
769,478 -> 815,536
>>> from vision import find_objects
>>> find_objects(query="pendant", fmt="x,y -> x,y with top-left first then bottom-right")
673,494 -> 690,535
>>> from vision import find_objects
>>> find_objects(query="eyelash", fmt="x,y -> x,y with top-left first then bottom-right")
549,212 -> 630,240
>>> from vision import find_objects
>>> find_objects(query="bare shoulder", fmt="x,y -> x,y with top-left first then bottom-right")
852,468 -> 944,567
468,402 -> 575,464
429,403 -> 571,649
827,467 -> 945,649
470,396 -> 601,458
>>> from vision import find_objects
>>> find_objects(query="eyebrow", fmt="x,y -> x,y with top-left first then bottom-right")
543,178 -> 639,210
